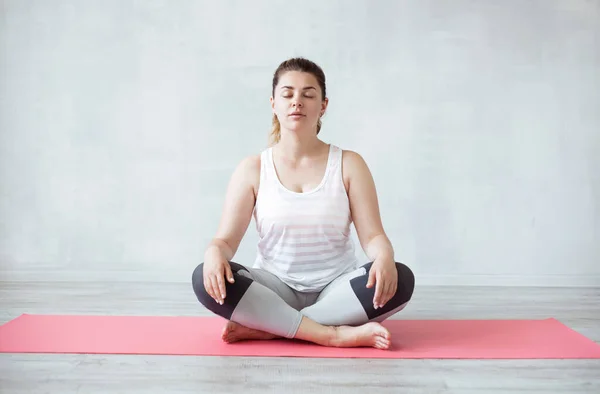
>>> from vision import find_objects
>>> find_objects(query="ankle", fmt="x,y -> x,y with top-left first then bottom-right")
327,326 -> 340,347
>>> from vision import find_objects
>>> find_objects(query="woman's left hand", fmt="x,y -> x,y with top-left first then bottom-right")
366,257 -> 398,309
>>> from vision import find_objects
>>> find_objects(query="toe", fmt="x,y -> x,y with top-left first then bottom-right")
375,335 -> 390,348
224,334 -> 236,344
375,327 -> 390,340
375,339 -> 388,349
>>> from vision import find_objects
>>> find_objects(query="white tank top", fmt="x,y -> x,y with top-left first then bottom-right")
252,144 -> 359,292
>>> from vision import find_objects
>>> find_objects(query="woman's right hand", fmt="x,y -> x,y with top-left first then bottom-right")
203,255 -> 235,305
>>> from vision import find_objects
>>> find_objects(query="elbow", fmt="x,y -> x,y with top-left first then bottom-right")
364,233 -> 393,260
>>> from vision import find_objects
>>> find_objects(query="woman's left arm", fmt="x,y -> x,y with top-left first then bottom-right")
343,150 -> 398,309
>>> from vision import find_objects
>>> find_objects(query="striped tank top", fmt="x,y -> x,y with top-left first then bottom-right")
252,144 -> 359,292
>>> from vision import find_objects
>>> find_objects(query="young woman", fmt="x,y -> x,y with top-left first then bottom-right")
192,58 -> 415,349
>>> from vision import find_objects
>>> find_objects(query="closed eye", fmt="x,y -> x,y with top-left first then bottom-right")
282,93 -> 316,99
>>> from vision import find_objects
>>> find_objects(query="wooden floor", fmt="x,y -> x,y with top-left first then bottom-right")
1,281 -> 599,393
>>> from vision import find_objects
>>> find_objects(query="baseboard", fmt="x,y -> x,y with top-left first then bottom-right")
414,273 -> 600,287
1,269 -> 599,287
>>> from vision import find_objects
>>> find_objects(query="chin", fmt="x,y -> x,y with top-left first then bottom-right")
285,120 -> 315,132
286,126 -> 314,136
285,122 -> 303,131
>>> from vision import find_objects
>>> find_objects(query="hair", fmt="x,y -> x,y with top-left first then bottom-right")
269,57 -> 327,146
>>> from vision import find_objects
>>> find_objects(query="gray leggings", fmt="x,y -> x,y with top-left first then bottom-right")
192,261 -> 415,338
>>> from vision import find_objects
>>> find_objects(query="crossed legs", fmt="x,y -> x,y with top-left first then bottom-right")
191,261 -> 415,349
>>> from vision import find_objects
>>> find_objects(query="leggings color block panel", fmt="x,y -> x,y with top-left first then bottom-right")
191,261 -> 415,338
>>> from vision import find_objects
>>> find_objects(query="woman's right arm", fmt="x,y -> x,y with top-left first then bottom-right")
203,155 -> 260,304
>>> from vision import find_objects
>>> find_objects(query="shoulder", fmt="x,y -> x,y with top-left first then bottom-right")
340,149 -> 372,189
341,149 -> 370,175
231,153 -> 262,194
237,153 -> 261,173
341,149 -> 366,165
234,153 -> 261,180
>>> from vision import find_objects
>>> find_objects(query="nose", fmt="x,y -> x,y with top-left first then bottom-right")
292,98 -> 303,108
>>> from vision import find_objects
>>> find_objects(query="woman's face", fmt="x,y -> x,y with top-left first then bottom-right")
271,71 -> 328,133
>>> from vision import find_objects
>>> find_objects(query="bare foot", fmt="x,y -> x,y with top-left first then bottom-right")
330,322 -> 392,350
221,321 -> 279,343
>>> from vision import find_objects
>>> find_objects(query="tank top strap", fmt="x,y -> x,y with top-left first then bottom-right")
329,144 -> 343,169
259,147 -> 275,183
325,145 -> 345,190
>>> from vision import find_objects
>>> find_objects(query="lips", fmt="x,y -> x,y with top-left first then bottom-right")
289,112 -> 305,117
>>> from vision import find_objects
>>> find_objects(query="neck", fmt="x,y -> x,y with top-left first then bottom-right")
276,127 -> 324,160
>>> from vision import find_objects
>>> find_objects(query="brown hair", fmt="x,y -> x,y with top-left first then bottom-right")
269,57 -> 327,146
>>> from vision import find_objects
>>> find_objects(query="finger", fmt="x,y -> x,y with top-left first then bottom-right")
208,276 -> 221,303
373,273 -> 384,308
381,283 -> 392,308
216,273 -> 226,301
225,264 -> 235,283
380,281 -> 394,307
366,268 -> 376,288
377,282 -> 389,308
204,275 -> 216,301
203,276 -> 214,300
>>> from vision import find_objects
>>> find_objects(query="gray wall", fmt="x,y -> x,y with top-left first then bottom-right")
1,0 -> 599,286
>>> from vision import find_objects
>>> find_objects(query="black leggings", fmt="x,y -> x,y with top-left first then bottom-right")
192,261 -> 415,338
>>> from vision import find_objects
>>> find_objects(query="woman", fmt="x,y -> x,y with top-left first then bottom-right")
192,57 -> 415,349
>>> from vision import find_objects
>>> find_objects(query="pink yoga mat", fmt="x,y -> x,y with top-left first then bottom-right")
1,314 -> 599,359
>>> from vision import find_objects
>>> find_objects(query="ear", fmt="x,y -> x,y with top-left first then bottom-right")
270,96 -> 275,113
321,97 -> 329,115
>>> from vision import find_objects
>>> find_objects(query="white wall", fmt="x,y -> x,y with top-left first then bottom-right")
1,0 -> 598,286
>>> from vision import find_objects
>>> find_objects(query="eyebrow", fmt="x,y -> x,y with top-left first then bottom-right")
280,86 -> 317,91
